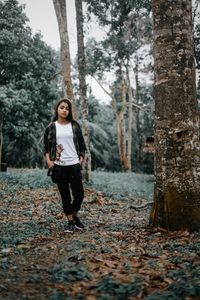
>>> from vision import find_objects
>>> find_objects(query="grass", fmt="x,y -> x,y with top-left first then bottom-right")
0,168 -> 52,189
91,171 -> 154,201
0,168 -> 154,201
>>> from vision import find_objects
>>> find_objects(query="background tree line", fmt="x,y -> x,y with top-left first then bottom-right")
0,0 -> 199,173
0,0 -> 60,167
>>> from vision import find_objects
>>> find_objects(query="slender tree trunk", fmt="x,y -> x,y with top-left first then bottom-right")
75,0 -> 91,182
150,0 -> 200,231
117,76 -> 129,171
53,0 -> 76,117
116,110 -> 126,171
125,65 -> 133,172
112,75 -> 130,172
134,57 -> 143,172
91,77 -> 127,171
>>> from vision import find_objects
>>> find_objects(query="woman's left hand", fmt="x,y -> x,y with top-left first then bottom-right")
79,157 -> 84,166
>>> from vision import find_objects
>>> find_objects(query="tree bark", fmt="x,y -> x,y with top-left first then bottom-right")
53,0 -> 76,117
125,65 -> 133,172
150,0 -> 200,231
116,76 -> 129,172
134,56 -> 143,172
75,0 -> 91,182
0,113 -> 3,170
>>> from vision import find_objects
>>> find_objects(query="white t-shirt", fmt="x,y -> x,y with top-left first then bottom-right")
54,121 -> 79,166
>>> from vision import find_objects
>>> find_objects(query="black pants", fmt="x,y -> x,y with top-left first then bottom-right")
53,163 -> 84,215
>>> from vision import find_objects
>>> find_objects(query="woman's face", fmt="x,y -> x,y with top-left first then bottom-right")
57,102 -> 69,119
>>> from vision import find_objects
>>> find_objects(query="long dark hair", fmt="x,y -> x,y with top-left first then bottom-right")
53,98 -> 74,122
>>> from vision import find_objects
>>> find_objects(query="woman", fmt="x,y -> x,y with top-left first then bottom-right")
44,98 -> 86,233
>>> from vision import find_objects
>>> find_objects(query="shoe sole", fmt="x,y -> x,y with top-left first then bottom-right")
75,225 -> 84,231
64,229 -> 74,233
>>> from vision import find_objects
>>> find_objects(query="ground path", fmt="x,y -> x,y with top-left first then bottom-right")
0,172 -> 200,299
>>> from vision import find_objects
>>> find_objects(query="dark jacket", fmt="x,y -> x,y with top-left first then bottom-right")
44,121 -> 86,161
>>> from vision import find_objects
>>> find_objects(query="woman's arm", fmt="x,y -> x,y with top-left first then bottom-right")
79,155 -> 84,166
77,124 -> 86,159
44,125 -> 54,169
45,153 -> 54,169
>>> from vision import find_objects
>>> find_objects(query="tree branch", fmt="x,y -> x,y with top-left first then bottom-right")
91,75 -> 152,111
129,202 -> 153,210
92,75 -> 113,99
193,1 -> 199,23
47,70 -> 61,81
126,100 -> 150,111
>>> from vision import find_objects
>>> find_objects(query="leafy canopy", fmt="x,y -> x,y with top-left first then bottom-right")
0,0 -> 60,167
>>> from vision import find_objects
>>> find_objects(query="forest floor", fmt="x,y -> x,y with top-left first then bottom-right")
0,169 -> 200,300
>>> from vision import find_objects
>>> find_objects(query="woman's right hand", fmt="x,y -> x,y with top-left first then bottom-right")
47,160 -> 54,169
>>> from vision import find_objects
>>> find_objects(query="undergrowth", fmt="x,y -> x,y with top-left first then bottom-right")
0,168 -> 154,200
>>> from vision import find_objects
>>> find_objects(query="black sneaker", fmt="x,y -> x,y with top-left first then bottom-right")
73,216 -> 84,231
64,220 -> 75,233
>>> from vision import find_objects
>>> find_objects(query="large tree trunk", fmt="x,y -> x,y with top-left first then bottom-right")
150,0 -> 200,231
75,0 -> 91,182
53,0 -> 76,116
0,113 -> 3,169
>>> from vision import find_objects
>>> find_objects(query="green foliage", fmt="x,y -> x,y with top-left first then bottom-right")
95,276 -> 144,299
0,0 -> 60,167
85,0 -> 152,25
0,169 -> 52,189
85,38 -> 112,78
146,268 -> 200,299
86,94 -> 120,171
49,291 -> 70,300
0,0 -> 30,84
50,260 -> 91,282
84,0 -> 154,173
85,0 -> 152,70
0,168 -> 153,201
90,171 -> 154,200
1,220 -> 52,247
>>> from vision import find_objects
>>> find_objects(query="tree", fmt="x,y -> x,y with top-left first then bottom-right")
85,0 -> 152,172
134,56 -> 142,172
0,0 -> 60,167
194,1 -> 200,108
150,0 -> 200,231
87,94 -> 120,171
112,75 -> 131,172
0,113 -> 3,169
0,0 -> 30,85
75,0 -> 91,181
53,0 -> 76,116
